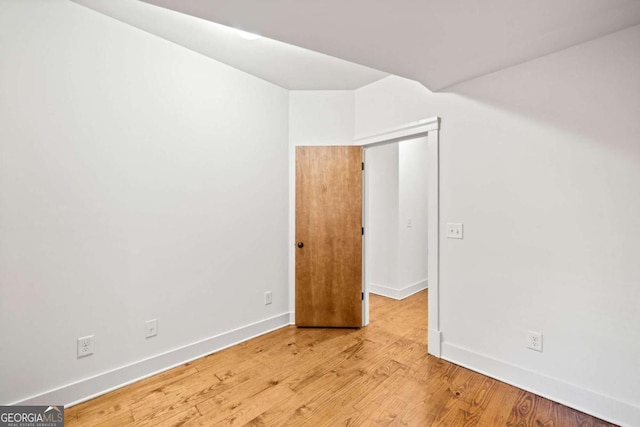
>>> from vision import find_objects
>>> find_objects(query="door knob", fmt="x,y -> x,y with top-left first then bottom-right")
297,242 -> 304,249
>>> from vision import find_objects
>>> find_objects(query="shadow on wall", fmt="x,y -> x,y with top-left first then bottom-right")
439,24 -> 640,160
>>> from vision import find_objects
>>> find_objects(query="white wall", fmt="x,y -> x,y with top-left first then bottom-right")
289,91 -> 354,146
0,0 -> 289,405
366,138 -> 428,300
355,25 -> 640,426
365,143 -> 399,294
398,138 -> 428,289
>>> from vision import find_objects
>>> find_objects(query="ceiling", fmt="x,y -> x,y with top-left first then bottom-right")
71,0 -> 388,90
138,0 -> 640,91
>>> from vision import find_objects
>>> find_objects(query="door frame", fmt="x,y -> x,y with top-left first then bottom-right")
355,117 -> 441,357
288,116 -> 441,356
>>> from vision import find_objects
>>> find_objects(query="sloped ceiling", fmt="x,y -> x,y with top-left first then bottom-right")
140,0 -> 640,91
72,0 -> 388,90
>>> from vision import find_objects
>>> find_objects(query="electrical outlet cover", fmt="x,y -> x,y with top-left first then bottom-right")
77,335 -> 94,358
527,331 -> 543,352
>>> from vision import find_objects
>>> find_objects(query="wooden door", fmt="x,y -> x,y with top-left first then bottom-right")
295,146 -> 363,327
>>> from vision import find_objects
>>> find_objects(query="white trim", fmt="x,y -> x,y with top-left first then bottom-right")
13,313 -> 291,408
357,116 -> 441,358
428,329 -> 442,356
441,342 -> 640,427
362,147 -> 370,327
369,279 -> 427,300
426,128 -> 440,357
361,146 -> 367,326
355,117 -> 440,146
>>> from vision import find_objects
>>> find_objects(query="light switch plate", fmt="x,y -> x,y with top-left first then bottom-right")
145,319 -> 158,338
447,223 -> 463,239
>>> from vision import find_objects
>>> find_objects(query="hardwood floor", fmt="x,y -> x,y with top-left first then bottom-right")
65,291 -> 615,426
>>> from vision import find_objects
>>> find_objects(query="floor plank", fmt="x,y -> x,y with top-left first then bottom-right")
64,291 -> 617,426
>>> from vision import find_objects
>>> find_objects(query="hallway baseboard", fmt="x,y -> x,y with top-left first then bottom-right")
369,279 -> 427,300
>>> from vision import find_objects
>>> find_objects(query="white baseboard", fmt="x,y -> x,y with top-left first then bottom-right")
369,279 -> 427,300
13,313 -> 291,408
441,342 -> 640,427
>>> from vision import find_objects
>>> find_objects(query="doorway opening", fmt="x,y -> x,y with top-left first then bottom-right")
356,117 -> 441,356
363,136 -> 428,313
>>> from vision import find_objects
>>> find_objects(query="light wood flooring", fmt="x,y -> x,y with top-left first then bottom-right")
65,291 -> 615,426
